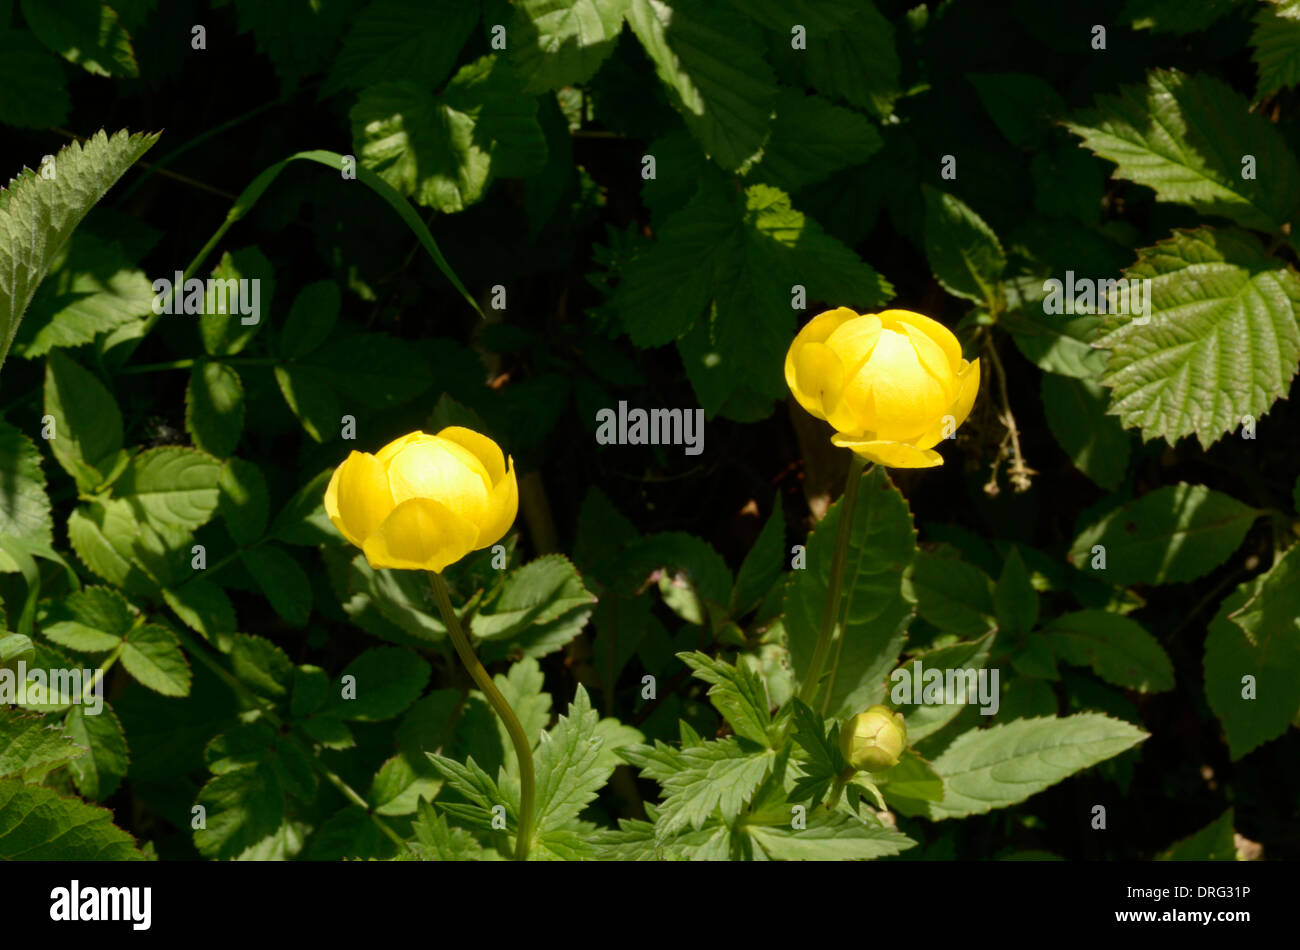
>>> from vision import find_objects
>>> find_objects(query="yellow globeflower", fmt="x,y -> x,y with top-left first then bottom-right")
324,427 -> 518,572
785,307 -> 980,468
840,704 -> 907,773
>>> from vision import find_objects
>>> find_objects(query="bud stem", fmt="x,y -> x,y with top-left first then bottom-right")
428,571 -> 536,861
798,454 -> 867,710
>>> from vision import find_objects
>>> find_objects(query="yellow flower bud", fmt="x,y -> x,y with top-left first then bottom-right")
323,427 -> 518,573
839,704 -> 907,773
784,307 -> 980,468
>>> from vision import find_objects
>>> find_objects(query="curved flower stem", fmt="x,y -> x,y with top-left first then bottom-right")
820,462 -> 875,716
797,453 -> 867,709
428,571 -> 536,862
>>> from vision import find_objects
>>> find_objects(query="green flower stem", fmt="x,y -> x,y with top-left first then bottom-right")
797,453 -> 867,709
820,463 -> 875,715
428,571 -> 536,862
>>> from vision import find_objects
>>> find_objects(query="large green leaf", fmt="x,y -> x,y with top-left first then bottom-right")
64,704 -> 129,800
186,361 -> 244,458
120,623 -> 191,697
0,421 -> 53,550
926,714 -> 1148,819
1068,483 -> 1259,586
0,130 -> 157,373
40,586 -> 135,652
747,809 -> 915,860
509,0 -> 631,93
1204,545 -> 1300,759
1045,610 -> 1175,693
912,551 -> 996,638
43,349 -> 125,488
0,777 -> 144,859
324,0 -> 479,94
111,446 -> 222,532
21,0 -> 138,77
752,89 -> 883,193
1252,1 -> 1300,99
1041,374 -> 1131,491
922,186 -> 1005,305
0,706 -> 85,778
1095,228 -> 1300,449
782,466 -> 917,718
626,0 -> 776,171
1063,69 -> 1300,231
351,55 -> 546,213
800,0 -> 899,119
240,546 -> 312,628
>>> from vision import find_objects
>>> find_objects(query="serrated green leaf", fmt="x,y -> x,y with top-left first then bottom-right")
0,420 -> 53,549
163,579 -> 235,646
801,1 -> 899,119
1068,483 -> 1259,586
926,714 -> 1147,819
43,349 -> 124,488
912,552 -> 996,638
1252,1 -> 1300,99
627,0 -> 776,171
329,646 -> 430,722
678,651 -> 774,746
324,0 -> 479,94
193,762 -> 284,859
111,446 -> 222,532
199,248 -> 273,357
1205,545 -> 1300,759
752,89 -> 883,192
922,186 -> 1005,305
509,0 -> 630,93
186,361 -> 244,458
121,623 -> 190,697
651,738 -> 774,839
66,500 -> 157,598
230,634 -> 294,701
40,586 -> 134,651
0,777 -> 144,859
1045,610 -> 1174,693
409,799 -> 494,860
0,706 -> 85,778
240,545 -> 312,628
747,808 -> 916,860
1041,374 -> 1131,491
783,467 -> 917,718
21,0 -> 137,77
1095,228 -> 1300,449
1063,69 -> 1300,231
471,555 -> 596,640
895,634 -> 996,742
534,685 -> 613,831
64,703 -> 128,800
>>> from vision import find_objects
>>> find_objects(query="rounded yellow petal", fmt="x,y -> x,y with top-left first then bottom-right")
897,321 -> 957,400
473,454 -> 519,549
788,341 -> 845,421
910,359 -> 981,451
879,309 -> 962,372
362,497 -> 481,572
374,430 -> 431,465
847,329 -> 949,442
327,451 -> 395,547
435,426 -> 506,484
785,307 -> 859,406
830,434 -> 944,468
386,437 -> 492,524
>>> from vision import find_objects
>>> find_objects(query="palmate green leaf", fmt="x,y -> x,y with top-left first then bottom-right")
509,0 -> 631,93
1095,228 -> 1300,449
0,31 -> 70,128
120,623 -> 191,697
0,778 -> 144,859
240,545 -> 312,627
1041,375 -> 1131,491
425,752 -> 506,833
40,586 -> 135,652
1204,544 -> 1300,759
0,129 -> 158,372
21,0 -> 137,76
926,714 -> 1148,819
1063,69 -> 1300,231
1157,808 -> 1238,860
783,467 -> 917,718
747,808 -> 916,861
13,231 -> 155,358
628,737 -> 775,840
111,446 -> 222,532
751,89 -> 883,193
43,350 -> 125,489
1045,610 -> 1174,693
0,706 -> 85,779
801,0 -> 899,119
1252,1 -> 1300,99
0,420 -> 53,551
1068,483 -> 1259,586
352,55 -> 547,213
627,0 -> 776,171
324,0 -> 479,94
186,361 -> 244,459
921,186 -> 1005,305
787,699 -> 842,803
678,652 -> 775,746
64,704 -> 128,801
